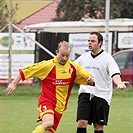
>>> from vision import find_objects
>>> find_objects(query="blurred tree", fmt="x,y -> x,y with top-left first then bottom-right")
54,0 -> 86,21
0,0 -> 18,31
0,0 -> 9,30
110,0 -> 133,18
54,0 -> 133,21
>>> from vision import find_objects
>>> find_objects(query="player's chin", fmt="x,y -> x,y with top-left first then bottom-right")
59,61 -> 66,65
88,46 -> 92,50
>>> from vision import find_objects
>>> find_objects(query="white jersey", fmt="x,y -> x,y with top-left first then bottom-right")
75,50 -> 120,105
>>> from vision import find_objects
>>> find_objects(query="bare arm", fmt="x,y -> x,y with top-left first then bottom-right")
5,74 -> 22,96
112,74 -> 128,89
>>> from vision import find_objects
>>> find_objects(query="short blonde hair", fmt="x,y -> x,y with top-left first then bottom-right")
57,41 -> 71,51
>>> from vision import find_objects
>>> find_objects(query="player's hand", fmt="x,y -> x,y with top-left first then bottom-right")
5,83 -> 16,96
87,76 -> 95,86
117,81 -> 129,89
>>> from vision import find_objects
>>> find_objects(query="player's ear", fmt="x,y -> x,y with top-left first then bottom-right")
99,41 -> 102,47
55,50 -> 58,55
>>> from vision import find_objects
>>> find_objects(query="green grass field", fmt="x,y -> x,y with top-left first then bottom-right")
0,85 -> 133,133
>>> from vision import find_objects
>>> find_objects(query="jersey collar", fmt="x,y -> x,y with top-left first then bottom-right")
91,49 -> 104,58
53,56 -> 59,63
53,56 -> 71,64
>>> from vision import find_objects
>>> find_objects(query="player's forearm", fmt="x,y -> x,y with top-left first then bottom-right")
112,74 -> 122,85
5,74 -> 22,95
112,74 -> 128,89
12,74 -> 22,85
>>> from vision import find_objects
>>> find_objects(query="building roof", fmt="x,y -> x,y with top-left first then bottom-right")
8,0 -> 53,22
16,0 -> 58,30
24,18 -> 133,33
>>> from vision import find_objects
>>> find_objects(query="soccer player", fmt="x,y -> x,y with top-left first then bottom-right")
5,41 -> 95,133
75,32 -> 128,133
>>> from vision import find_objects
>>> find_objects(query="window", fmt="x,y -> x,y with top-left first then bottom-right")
126,51 -> 133,68
113,52 -> 129,69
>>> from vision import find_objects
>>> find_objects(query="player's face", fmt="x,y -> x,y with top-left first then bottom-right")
88,34 -> 101,54
56,46 -> 70,65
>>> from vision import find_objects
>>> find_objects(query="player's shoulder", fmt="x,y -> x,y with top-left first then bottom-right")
78,51 -> 91,58
74,51 -> 91,64
69,59 -> 77,66
102,51 -> 115,63
102,51 -> 113,58
70,59 -> 82,68
38,58 -> 55,67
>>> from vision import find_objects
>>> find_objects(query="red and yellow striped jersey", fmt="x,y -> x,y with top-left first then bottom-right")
19,57 -> 92,114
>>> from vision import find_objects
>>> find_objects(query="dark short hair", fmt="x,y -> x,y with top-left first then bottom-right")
90,32 -> 103,43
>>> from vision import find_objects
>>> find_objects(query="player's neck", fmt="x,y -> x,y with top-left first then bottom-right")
91,49 -> 102,56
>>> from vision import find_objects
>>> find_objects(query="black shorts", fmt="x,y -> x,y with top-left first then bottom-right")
76,93 -> 110,125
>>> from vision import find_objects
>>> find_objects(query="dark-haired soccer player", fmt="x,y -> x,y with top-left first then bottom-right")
75,32 -> 128,133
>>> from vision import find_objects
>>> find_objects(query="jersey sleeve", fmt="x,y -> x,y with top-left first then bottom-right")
107,56 -> 121,77
74,63 -> 93,85
19,60 -> 50,80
